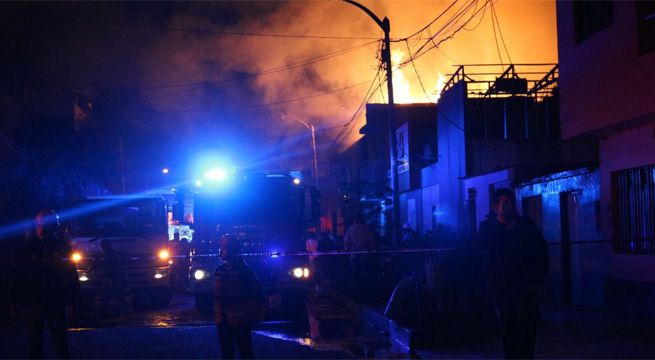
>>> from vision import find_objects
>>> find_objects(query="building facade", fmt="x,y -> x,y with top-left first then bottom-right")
555,0 -> 655,314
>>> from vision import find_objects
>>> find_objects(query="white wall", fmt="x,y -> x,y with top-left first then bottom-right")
462,169 -> 513,230
600,122 -> 655,283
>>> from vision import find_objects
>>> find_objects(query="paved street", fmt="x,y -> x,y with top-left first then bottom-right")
414,304 -> 655,359
0,293 -> 352,359
4,291 -> 655,359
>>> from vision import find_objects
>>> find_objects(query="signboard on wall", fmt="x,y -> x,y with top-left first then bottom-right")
396,123 -> 409,174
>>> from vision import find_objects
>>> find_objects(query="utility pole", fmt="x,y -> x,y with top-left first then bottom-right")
343,0 -> 400,247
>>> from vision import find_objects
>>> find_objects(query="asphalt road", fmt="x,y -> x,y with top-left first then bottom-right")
1,293 -> 353,359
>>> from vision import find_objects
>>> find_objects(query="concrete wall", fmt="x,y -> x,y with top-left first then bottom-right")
556,0 -> 655,138
418,82 -> 466,233
600,122 -> 655,283
462,169 -> 513,230
421,183 -> 439,234
400,189 -> 422,234
516,169 -> 605,306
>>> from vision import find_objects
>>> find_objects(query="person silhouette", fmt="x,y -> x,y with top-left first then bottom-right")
13,210 -> 80,358
478,188 -> 548,359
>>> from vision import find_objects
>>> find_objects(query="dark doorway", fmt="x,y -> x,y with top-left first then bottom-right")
559,191 -> 581,305
521,195 -> 543,230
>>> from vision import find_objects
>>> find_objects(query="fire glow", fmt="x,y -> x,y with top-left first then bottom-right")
136,0 -> 557,150
390,49 -> 447,104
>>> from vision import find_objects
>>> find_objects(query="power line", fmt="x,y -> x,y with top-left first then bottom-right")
400,0 -> 479,65
157,80 -> 375,113
490,0 -> 505,66
491,1 -> 512,64
62,18 -> 382,41
24,40 -> 378,92
402,46 -> 465,133
329,67 -> 384,150
331,80 -> 384,149
399,0 -> 491,68
404,40 -> 434,102
395,0 -> 460,42
463,0 -> 489,31
92,41 -> 380,109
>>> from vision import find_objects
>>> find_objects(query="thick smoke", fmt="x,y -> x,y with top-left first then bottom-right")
136,0 -> 557,168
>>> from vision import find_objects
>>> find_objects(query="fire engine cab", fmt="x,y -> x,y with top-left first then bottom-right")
187,170 -> 320,315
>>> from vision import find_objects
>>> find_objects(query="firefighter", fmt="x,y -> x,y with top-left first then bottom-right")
213,234 -> 265,359
13,210 -> 80,359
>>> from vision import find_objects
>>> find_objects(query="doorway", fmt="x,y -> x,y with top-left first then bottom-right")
559,191 -> 581,305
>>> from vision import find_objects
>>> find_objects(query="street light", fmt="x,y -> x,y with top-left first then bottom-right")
284,116 -> 319,188
342,0 -> 400,247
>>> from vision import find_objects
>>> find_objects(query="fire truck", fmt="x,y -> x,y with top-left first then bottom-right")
69,195 -> 174,309
188,171 -> 320,314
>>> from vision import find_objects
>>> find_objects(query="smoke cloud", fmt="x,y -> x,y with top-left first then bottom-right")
136,0 -> 556,167
1,1 -> 557,172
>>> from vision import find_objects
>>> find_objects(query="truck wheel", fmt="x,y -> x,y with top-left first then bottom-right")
149,288 -> 173,309
194,292 -> 213,315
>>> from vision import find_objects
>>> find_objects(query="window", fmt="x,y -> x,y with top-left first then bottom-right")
637,0 -> 655,55
612,164 -> 655,255
573,0 -> 614,44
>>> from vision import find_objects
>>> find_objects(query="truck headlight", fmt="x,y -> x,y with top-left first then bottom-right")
291,267 -> 310,279
158,249 -> 170,261
194,269 -> 207,280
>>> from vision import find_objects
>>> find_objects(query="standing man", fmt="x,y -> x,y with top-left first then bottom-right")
213,234 -> 265,359
343,213 -> 377,302
13,210 -> 80,359
478,188 -> 548,359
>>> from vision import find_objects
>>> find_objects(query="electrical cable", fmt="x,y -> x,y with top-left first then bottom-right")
401,46 -> 465,132
62,18 -> 382,41
417,0 -> 480,53
329,67 -> 384,150
491,1 -> 513,64
401,0 -> 481,66
24,40 -> 378,92
395,0 -> 460,42
463,0 -> 488,31
157,80 -> 375,113
103,41 -> 380,109
490,0 -> 505,67
400,0 -> 490,68
404,40 -> 434,102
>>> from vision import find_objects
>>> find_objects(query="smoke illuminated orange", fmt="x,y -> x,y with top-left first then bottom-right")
139,0 -> 558,153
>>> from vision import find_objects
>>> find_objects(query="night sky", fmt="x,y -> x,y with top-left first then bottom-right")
0,0 -> 557,217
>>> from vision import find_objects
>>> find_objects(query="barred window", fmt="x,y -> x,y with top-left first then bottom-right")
612,164 -> 655,255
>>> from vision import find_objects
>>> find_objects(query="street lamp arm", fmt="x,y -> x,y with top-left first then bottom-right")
342,0 -> 388,32
283,116 -> 319,188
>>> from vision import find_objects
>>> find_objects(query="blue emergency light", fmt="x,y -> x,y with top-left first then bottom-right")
204,167 -> 228,181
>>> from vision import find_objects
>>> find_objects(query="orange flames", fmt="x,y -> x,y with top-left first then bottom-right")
390,49 -> 447,104
139,0 -> 558,153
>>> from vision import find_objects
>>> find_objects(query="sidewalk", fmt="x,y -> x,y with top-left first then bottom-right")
413,304 -> 655,359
